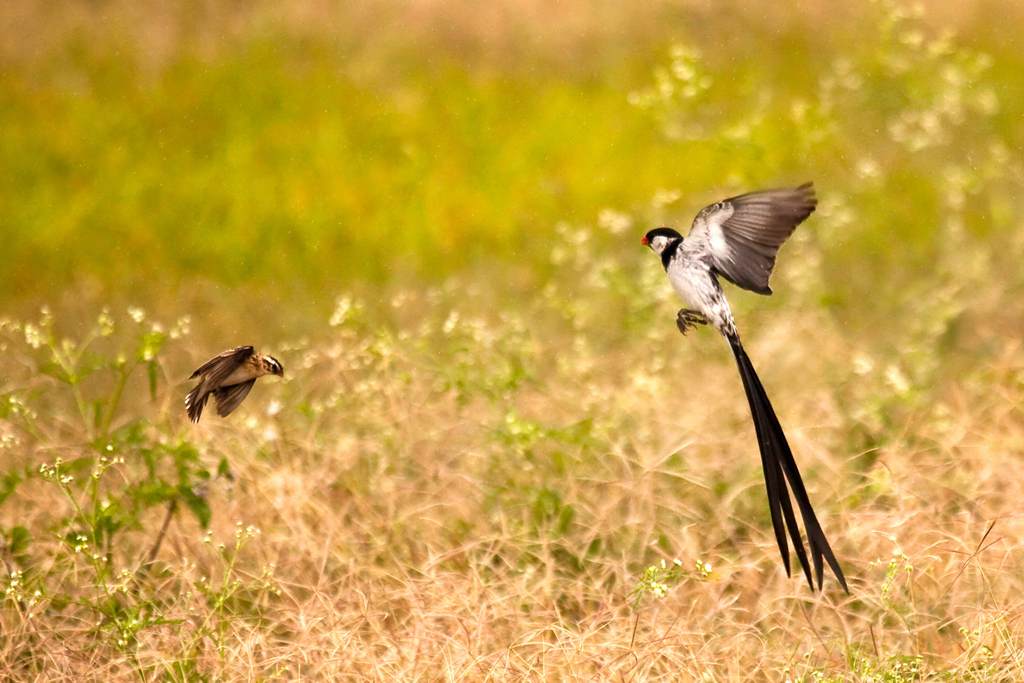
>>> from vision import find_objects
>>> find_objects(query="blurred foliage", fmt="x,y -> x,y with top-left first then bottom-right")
0,311 -> 275,672
0,41 -> 673,297
2,1 -> 1021,316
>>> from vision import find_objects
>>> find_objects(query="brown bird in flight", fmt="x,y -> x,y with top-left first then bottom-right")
185,346 -> 284,423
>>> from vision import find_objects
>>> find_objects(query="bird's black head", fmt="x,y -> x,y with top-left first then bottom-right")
641,227 -> 683,255
265,356 -> 284,377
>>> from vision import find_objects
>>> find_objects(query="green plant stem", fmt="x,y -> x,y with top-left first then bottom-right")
101,364 -> 133,438
50,335 -> 95,439
188,536 -> 245,658
70,382 -> 93,440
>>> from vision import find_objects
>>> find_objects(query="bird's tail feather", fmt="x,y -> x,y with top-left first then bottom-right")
184,385 -> 208,423
728,336 -> 848,593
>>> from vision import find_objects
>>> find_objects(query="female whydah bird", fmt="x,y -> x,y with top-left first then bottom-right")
185,346 -> 284,423
642,182 -> 848,592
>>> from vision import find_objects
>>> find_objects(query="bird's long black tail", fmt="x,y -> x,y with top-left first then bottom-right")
728,335 -> 848,593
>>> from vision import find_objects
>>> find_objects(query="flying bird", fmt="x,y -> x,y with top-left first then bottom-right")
184,346 -> 284,423
641,182 -> 848,592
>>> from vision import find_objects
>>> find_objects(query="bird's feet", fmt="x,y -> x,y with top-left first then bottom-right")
676,309 -> 709,336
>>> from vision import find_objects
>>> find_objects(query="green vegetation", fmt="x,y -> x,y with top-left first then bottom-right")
0,40 -> 673,296
2,1 -> 1023,679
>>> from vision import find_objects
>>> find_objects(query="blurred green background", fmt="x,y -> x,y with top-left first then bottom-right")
2,0 -> 1023,335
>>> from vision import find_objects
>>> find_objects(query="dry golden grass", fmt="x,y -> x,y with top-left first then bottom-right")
1,266 -> 1022,680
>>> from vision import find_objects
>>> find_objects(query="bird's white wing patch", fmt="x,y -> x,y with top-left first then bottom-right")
686,184 -> 816,295
706,206 -> 734,263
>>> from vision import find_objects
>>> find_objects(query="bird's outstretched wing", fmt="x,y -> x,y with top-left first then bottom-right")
186,346 -> 255,423
687,183 -> 817,295
189,346 -> 255,383
214,380 -> 256,417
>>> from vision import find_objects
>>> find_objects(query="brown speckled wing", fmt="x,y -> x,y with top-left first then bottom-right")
213,380 -> 256,417
189,346 -> 255,384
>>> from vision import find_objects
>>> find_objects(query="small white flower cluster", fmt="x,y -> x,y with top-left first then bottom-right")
97,308 -> 115,336
651,189 -> 681,210
115,615 -> 145,650
70,533 -> 89,554
884,364 -> 911,395
23,323 -> 44,349
634,558 -> 685,601
695,559 -> 713,579
7,395 -> 36,420
169,315 -> 191,339
1,570 -> 43,609
629,43 -> 712,110
633,555 -> 715,606
597,209 -> 632,236
127,306 -> 146,324
38,457 -> 74,486
91,453 -> 125,480
330,295 -> 362,327
880,546 -> 914,605
3,570 -> 24,600
105,568 -> 135,597
235,521 -> 261,541
442,311 -> 460,336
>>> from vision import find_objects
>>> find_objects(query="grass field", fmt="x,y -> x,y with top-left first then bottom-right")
2,1 -> 1024,680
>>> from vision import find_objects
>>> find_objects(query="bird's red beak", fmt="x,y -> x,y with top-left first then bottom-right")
640,235 -> 649,246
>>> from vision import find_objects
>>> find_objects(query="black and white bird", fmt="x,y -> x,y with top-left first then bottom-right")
184,346 -> 284,423
642,182 -> 848,592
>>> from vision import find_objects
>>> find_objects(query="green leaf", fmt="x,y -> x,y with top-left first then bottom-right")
92,399 -> 104,429
217,457 -> 233,480
8,526 -> 30,556
38,360 -> 72,384
555,503 -> 575,536
49,594 -> 70,611
170,442 -> 202,482
64,529 -> 90,550
93,500 -> 123,545
0,470 -> 23,504
531,487 -> 573,536
131,480 -> 176,507
138,330 -> 167,363
179,485 -> 211,529
147,360 -> 159,400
